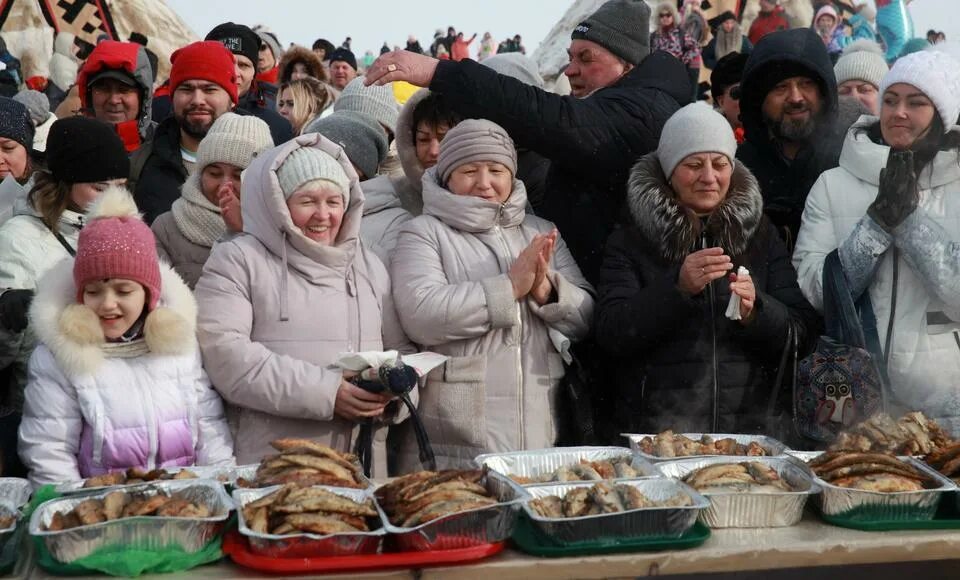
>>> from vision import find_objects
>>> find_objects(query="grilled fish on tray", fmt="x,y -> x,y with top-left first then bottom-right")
829,412 -> 953,455
375,469 -> 498,527
636,430 -> 767,458
236,438 -> 365,489
528,482 -> 692,518
808,452 -> 935,492
242,484 -> 379,536
681,461 -> 794,493
44,490 -> 211,531
508,456 -> 641,484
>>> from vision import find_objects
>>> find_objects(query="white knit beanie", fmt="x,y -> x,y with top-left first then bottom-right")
657,103 -> 737,178
334,77 -> 399,135
880,50 -> 960,130
277,146 -> 351,204
197,113 -> 273,171
834,40 -> 888,89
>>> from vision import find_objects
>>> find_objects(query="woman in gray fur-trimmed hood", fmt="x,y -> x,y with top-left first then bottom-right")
596,104 -> 818,436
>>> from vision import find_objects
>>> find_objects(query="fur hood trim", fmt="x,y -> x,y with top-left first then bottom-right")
626,153 -> 763,264
30,258 -> 198,377
278,46 -> 326,84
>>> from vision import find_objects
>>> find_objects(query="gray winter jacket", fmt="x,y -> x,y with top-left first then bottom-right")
152,212 -> 211,290
194,134 -> 416,474
391,170 -> 594,470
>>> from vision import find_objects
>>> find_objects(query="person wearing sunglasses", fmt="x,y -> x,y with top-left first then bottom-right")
711,52 -> 749,143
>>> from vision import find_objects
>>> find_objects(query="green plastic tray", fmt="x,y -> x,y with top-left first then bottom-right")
820,493 -> 960,531
511,513 -> 710,557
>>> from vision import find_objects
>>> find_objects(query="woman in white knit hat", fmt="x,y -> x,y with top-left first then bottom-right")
794,49 -> 960,432
151,113 -> 272,288
390,119 -> 594,470
194,133 -> 415,475
595,103 -> 818,437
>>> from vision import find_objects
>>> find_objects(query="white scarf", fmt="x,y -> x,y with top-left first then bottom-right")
170,177 -> 227,248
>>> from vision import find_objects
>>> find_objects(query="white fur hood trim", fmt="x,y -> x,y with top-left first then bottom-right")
30,258 -> 198,377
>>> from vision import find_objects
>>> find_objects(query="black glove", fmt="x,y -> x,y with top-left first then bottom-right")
868,150 -> 919,231
0,289 -> 34,333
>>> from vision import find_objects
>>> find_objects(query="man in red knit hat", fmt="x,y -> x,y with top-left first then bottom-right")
130,41 -> 239,224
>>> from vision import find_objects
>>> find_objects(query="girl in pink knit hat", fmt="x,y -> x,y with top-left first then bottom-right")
17,186 -> 234,486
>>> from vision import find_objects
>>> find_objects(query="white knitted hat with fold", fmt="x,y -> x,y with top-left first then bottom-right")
880,50 -> 960,130
196,113 -> 273,171
834,40 -> 888,89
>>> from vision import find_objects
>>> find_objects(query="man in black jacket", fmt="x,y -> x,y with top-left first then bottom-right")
206,22 -> 292,145
736,28 -> 841,250
130,41 -> 238,224
364,0 -> 690,285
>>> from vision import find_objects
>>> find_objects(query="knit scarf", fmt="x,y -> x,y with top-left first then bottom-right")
171,177 -> 226,248
715,25 -> 743,61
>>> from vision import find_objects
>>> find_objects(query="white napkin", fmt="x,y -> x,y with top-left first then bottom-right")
336,351 -> 448,378
725,266 -> 750,320
548,328 -> 572,364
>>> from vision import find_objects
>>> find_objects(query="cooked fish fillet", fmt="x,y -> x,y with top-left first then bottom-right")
75,499 -> 106,525
278,454 -> 355,481
570,464 -> 603,481
683,464 -> 749,489
529,496 -> 564,518
270,438 -> 361,475
102,491 -> 128,521
274,488 -> 377,517
285,513 -> 364,534
833,473 -> 926,492
248,485 -> 296,509
405,480 -> 488,503
613,460 -> 640,479
615,484 -> 651,510
561,487 -> 592,517
590,482 -> 625,513
400,497 -> 496,527
393,489 -> 492,520
589,460 -> 616,479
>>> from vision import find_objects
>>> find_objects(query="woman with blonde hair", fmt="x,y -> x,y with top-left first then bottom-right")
277,77 -> 336,135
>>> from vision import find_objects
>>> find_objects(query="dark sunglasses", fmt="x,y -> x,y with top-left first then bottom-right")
659,13 -> 672,18
728,85 -> 742,101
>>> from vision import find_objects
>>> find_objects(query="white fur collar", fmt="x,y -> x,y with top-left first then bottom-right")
30,259 -> 198,377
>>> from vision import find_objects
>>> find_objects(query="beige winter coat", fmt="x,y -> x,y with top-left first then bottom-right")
194,134 -> 415,474
391,170 -> 594,471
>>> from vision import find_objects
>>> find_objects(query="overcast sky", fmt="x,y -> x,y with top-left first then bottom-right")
164,0 -> 954,59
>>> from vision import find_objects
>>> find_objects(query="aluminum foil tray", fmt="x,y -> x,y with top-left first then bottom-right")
30,480 -> 232,564
376,472 -> 522,552
475,446 -> 659,488
657,456 -> 819,528
233,485 -> 384,558
624,433 -> 787,462
0,478 -> 30,508
54,464 -> 254,495
521,479 -> 706,544
811,457 -> 956,521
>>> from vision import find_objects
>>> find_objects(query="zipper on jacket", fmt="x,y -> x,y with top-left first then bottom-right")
143,379 -> 159,469
494,202 -> 525,449
883,248 -> 899,365
701,230 -> 721,432
346,272 -> 359,353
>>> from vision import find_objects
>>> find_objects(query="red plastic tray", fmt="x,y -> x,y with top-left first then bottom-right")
223,530 -> 505,574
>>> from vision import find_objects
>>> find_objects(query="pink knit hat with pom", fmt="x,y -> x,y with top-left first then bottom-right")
73,187 -> 162,311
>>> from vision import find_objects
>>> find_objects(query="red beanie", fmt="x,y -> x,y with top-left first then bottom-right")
74,187 -> 162,311
169,41 -> 238,104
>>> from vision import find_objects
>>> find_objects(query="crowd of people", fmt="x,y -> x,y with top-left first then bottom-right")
0,0 -> 956,485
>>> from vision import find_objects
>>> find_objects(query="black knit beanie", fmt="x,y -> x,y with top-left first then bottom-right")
571,0 -> 651,66
0,97 -> 33,151
46,117 -> 130,183
206,22 -> 261,67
